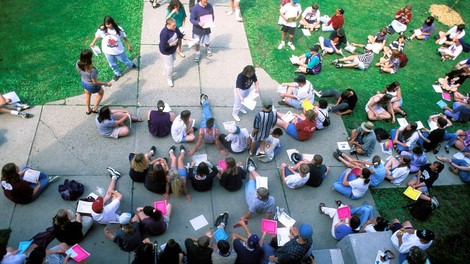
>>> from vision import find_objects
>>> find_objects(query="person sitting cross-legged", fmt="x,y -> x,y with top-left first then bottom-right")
436,155 -> 470,184
279,163 -> 310,189
293,45 -> 322,75
406,162 -> 443,207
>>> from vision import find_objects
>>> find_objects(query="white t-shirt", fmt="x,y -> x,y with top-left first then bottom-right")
280,3 -> 302,28
302,6 -> 320,22
447,26 -> 465,39
95,26 -> 127,55
364,223 -> 377,233
285,173 -> 309,189
445,44 -> 463,58
316,108 -> 328,130
257,135 -> 281,162
349,178 -> 369,198
225,128 -> 249,153
295,80 -> 314,101
91,199 -> 120,225
171,115 -> 187,143
398,127 -> 419,149
391,230 -> 432,254
390,166 -> 411,185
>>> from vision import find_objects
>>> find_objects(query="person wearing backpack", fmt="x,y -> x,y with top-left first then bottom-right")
315,99 -> 329,130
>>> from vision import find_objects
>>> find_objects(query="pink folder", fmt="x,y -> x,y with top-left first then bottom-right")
337,206 -> 351,220
218,160 -> 227,170
154,200 -> 167,215
261,219 -> 277,234
68,244 -> 90,262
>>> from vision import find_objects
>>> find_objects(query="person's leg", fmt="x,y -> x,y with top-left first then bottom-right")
162,53 -> 175,81
165,203 -> 173,218
105,177 -> 118,197
93,89 -> 105,112
104,53 -> 121,76
351,205 -> 373,227
232,89 -> 250,117
244,179 -> 256,205
32,172 -> 49,199
118,126 -> 130,138
330,103 -> 349,112
200,100 -> 213,128
81,216 -> 93,236
115,51 -> 135,68
84,90 -> 92,113
333,170 -> 353,198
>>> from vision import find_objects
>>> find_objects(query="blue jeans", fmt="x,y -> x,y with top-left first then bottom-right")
444,102 -> 464,120
390,129 -> 409,153
443,131 -> 458,147
244,179 -> 256,205
333,169 -> 357,199
452,158 -> 470,183
22,167 -> 49,199
104,51 -> 134,76
200,101 -> 216,128
351,204 -> 374,228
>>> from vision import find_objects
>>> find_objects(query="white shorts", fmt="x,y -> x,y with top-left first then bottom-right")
353,57 -> 365,70
194,33 -> 211,46
109,127 -> 122,139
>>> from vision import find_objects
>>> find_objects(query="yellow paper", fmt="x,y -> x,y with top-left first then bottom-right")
403,186 -> 421,201
301,99 -> 314,111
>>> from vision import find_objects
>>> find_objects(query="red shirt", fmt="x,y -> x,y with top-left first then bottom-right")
295,119 -> 316,141
3,180 -> 34,204
395,9 -> 412,25
327,15 -> 344,30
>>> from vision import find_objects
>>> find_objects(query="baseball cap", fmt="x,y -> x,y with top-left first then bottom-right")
262,97 -> 273,109
119,213 -> 132,224
299,224 -> 313,239
92,196 -> 104,213
365,44 -> 373,51
247,234 -> 260,248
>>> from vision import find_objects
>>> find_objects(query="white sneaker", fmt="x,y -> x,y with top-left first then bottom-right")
288,42 -> 295,50
167,79 -> 174,87
240,108 -> 247,114
232,114 -> 240,122
206,49 -> 212,57
226,10 -> 233,15
277,42 -> 285,50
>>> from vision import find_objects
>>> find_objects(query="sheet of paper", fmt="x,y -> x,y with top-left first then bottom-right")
256,176 -> 268,189
200,14 -> 215,28
415,121 -> 424,130
193,154 -> 208,166
91,46 -> 101,56
246,90 -> 259,101
289,55 -> 299,64
427,120 -> 438,131
76,201 -> 93,215
3,92 -> 20,103
278,212 -> 296,228
223,121 -> 236,131
397,118 -> 408,128
163,103 -> 172,112
277,84 -> 288,93
344,45 -> 356,53
23,170 -> 40,183
242,98 -> 257,110
277,227 -> 291,246
432,85 -> 443,93
380,142 -> 392,155
302,154 -> 315,161
190,214 -> 209,231
453,152 -> 470,163
337,142 -> 350,151
301,28 -> 311,36
281,111 -> 295,123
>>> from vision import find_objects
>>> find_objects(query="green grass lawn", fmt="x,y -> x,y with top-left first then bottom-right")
242,0 -> 469,133
0,0 -> 142,104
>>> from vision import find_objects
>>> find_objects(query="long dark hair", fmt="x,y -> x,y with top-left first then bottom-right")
168,0 -> 183,11
385,81 -> 400,93
425,16 -> 434,26
77,49 -> 93,72
402,122 -> 418,141
377,94 -> 393,105
224,157 -> 238,176
143,205 -> 163,221
101,16 -> 121,35
150,163 -> 167,183
97,106 -> 111,123
26,246 -> 45,264
1,163 -> 19,183
196,162 -> 209,176
361,168 -> 371,185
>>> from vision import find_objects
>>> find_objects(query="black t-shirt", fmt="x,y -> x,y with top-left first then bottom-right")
220,167 -> 246,191
188,166 -> 219,192
419,164 -> 439,189
144,173 -> 168,194
129,153 -> 149,182
54,222 -> 83,246
341,89 -> 358,111
236,73 -> 258,90
158,242 -> 184,264
185,238 -> 213,264
306,164 -> 326,187
423,128 -> 445,152
329,31 -> 347,49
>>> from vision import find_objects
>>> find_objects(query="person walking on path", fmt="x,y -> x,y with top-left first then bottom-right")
159,17 -> 185,87
190,0 -> 215,63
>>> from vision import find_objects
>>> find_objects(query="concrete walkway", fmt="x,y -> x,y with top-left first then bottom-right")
0,1 -> 464,263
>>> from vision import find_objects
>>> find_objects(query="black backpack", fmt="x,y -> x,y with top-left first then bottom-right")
408,200 -> 433,221
319,109 -> 330,127
374,127 -> 390,142
58,179 -> 84,201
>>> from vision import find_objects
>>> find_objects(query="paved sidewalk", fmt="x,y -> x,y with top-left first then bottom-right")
0,1 -> 464,263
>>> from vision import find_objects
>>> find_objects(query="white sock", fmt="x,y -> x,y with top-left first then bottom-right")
11,110 -> 19,115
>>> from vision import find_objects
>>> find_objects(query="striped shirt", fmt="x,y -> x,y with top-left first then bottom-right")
358,52 -> 374,69
253,110 -> 277,141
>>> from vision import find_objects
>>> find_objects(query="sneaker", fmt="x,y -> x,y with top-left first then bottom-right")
226,10 -> 233,15
214,213 -> 224,228
445,145 -> 450,154
431,197 -> 440,208
113,75 -> 121,81
277,42 -> 285,50
200,94 -> 208,105
239,108 -> 247,114
314,90 -> 322,97
331,59 -> 339,65
278,100 -> 287,105
167,79 -> 174,87
246,157 -> 257,171
180,145 -> 186,153
287,42 -> 295,50
17,112 -> 33,119
256,152 -> 266,158
335,64 -> 343,68
433,144 -> 441,154
235,16 -> 243,22
319,203 -> 326,214
107,167 -> 122,177
150,146 -> 157,156
15,103 -> 31,111
232,113 -> 240,122
206,49 -> 212,57
48,175 -> 60,183
132,63 -> 137,69
221,212 -> 229,227
350,146 -> 357,155
335,200 -> 343,207
195,53 -> 201,63
169,145 -> 176,154
327,106 -> 332,112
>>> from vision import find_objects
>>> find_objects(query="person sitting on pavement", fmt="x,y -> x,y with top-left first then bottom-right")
320,88 -> 357,115
319,200 -> 361,240
171,110 -> 196,143
105,213 -> 144,252
188,160 -> 219,192
299,3 -> 320,31
333,152 -> 386,187
391,122 -> 419,154
443,97 -> 470,123
417,115 -> 457,154
331,44 -> 374,70
0,93 -> 32,119
279,163 -> 310,189
219,157 -> 246,192
147,100 -> 176,137
144,156 -> 170,197
365,93 -> 396,123
255,128 -> 283,162
360,216 -> 390,233
168,145 -> 192,201
231,219 -> 262,264
390,219 -> 434,261
348,121 -> 377,157
293,45 -> 322,75
157,239 -> 185,263
401,146 -> 427,173
385,155 -> 411,185
436,155 -> 470,183
188,94 -> 228,157
185,234 -> 213,264
276,110 -> 316,141
314,99 -> 329,130
333,168 -> 371,200
249,98 -> 277,158
407,162 -> 443,207
219,123 -> 250,154
91,168 -> 124,225
268,224 -> 313,264
278,75 -> 315,109
212,237 -> 237,264
128,146 -> 157,182
296,154 -> 329,187
52,209 -> 92,247
96,106 -> 142,139
135,204 -> 172,236
318,27 -> 348,56
241,158 -> 276,220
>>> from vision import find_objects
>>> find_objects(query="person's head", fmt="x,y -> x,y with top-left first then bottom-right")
337,28 -> 345,37
197,235 -> 210,248
361,121 -> 375,134
150,162 -> 167,183
294,74 -> 307,85
374,217 -> 389,231
102,16 -> 121,34
206,117 -> 215,129
391,49 -> 400,60
262,97 -> 273,110
143,205 -> 163,221
199,0 -> 208,7
157,100 -> 165,112
350,216 -> 360,231
372,155 -> 381,167
168,0 -> 183,11
247,234 -> 260,249
416,229 -> 435,243
437,117 -> 448,128
92,196 -> 104,213
299,164 -> 310,176
131,153 -> 149,173
378,94 -> 393,105
313,155 -> 323,166
404,3 -> 412,12
311,3 -> 319,10
318,99 -> 328,109
78,49 -> 93,71
256,187 -> 269,201
380,27 -> 388,36
97,106 -> 111,123
412,146 -> 423,156
430,161 -> 444,173
26,246 -> 46,264
407,246 -> 428,264
305,109 -> 316,122
53,209 -> 71,229
360,168 -> 371,184
386,80 -> 400,92
272,128 -> 283,138
1,163 -> 20,183
165,17 -> 177,30
217,240 -> 231,255
196,162 -> 210,176
291,0 -> 299,5
310,45 -> 320,54
425,16 -> 434,25
170,170 -> 183,197
242,65 -> 256,78
400,155 -> 412,168
225,157 -> 238,175
402,122 -> 418,140
336,8 -> 344,15
180,110 -> 191,121
299,224 -> 313,240
457,24 -> 465,32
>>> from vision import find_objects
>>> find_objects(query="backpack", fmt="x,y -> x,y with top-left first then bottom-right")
408,200 -> 433,221
319,109 -> 330,127
374,127 -> 390,142
58,179 -> 84,201
398,52 -> 408,68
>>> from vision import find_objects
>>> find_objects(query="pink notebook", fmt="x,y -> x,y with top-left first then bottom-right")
261,219 -> 277,234
442,92 -> 451,101
350,168 -> 361,177
66,244 -> 90,262
218,160 -> 227,170
337,206 -> 351,220
154,200 -> 167,215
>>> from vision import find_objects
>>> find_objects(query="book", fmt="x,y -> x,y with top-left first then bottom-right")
163,103 -> 172,112
76,200 -> 94,215
302,154 -> 315,161
66,244 -> 91,262
3,91 -> 20,104
337,141 -> 350,151
286,16 -> 297,22
91,45 -> 101,56
218,160 -> 227,170
281,111 -> 295,123
277,227 -> 291,246
301,28 -> 311,36
432,84 -> 443,93
190,215 -> 209,231
301,99 -> 314,111
261,219 -> 277,234
442,92 -> 451,101
415,121 -> 424,130
344,44 -> 356,53
337,205 -> 351,220
397,117 -> 408,128
154,200 -> 167,215
200,14 -> 215,28
193,154 -> 208,166
256,176 -> 268,189
436,100 -> 447,109
350,167 -> 361,176
213,227 -> 228,242
242,98 -> 257,110
277,84 -> 288,93
22,170 -> 40,183
380,141 -> 393,155
289,55 -> 300,64
453,152 -> 470,163
403,186 -> 422,200
286,149 -> 300,162
278,212 -> 296,228
18,240 -> 33,254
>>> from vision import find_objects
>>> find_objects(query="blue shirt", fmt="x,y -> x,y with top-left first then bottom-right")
335,224 -> 353,240
369,163 -> 386,187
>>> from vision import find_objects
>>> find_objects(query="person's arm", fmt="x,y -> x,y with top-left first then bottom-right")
0,94 -> 10,105
189,130 -> 204,156
387,103 -> 396,123
113,114 -> 129,127
341,170 -> 351,187
32,181 -> 42,196
89,36 -> 100,48
104,226 -> 116,241
214,129 -> 228,156
163,175 -> 170,199
417,130 -> 431,143
123,37 -> 133,52
367,97 -> 380,118
238,219 -> 252,237
241,211 -> 253,221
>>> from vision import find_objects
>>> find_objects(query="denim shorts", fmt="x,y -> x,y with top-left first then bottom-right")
81,81 -> 102,94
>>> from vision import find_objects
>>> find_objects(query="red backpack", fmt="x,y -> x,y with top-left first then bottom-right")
399,52 -> 408,68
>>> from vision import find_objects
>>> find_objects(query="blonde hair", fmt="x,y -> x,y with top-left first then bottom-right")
169,170 -> 182,197
300,164 -> 310,175
131,153 -> 149,172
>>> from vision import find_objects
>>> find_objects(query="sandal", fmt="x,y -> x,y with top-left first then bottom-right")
400,109 -> 407,118
177,51 -> 186,58
91,109 -> 98,114
319,203 -> 325,213
448,166 -> 458,175
86,111 -> 92,115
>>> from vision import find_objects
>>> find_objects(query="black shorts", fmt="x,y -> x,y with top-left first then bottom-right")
281,25 -> 296,35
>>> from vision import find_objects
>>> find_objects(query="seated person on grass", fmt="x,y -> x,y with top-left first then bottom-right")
383,35 -> 405,59
455,57 -> 470,70
319,8 -> 344,32
279,163 -> 310,189
276,110 -> 316,141
408,16 -> 435,41
331,44 -> 374,70
318,28 -> 348,56
348,121 -> 377,157
0,93 -> 32,119
365,93 -> 395,123
407,162 -> 443,207
171,110 -> 196,143
320,88 -> 357,116
435,24 -> 465,46
443,97 -> 470,123
299,3 -> 320,31
278,75 -> 314,109
293,45 -> 322,75
436,68 -> 469,93
352,27 -> 387,54
375,49 -> 401,74
438,38 -> 463,61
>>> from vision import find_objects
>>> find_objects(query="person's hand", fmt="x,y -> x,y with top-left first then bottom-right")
186,193 -> 192,202
128,45 -> 133,52
392,116 -> 396,123
220,149 -> 228,157
136,207 -> 144,212
205,228 -> 213,238
396,230 -> 404,238
107,82 -> 112,87
290,226 -> 299,237
172,7 -> 179,13
199,22 -> 205,27
163,193 -> 169,199
142,238 -> 151,244
188,149 -> 195,156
